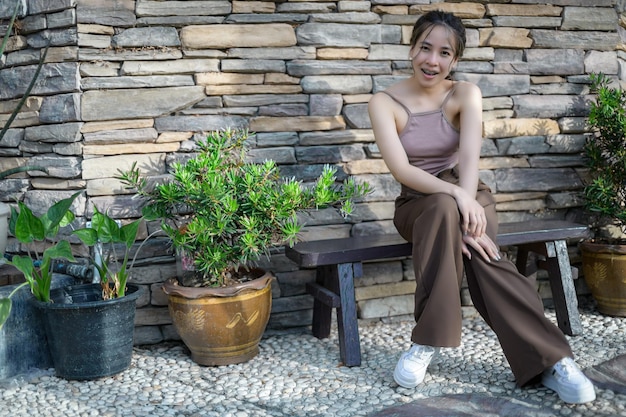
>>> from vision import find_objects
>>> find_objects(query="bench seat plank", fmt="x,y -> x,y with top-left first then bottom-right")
285,220 -> 590,268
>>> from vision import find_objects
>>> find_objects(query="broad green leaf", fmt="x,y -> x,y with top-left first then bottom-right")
59,210 -> 76,228
73,228 -> 98,246
46,192 -> 81,230
44,240 -> 76,262
14,203 -> 44,242
121,219 -> 141,248
9,255 -> 35,278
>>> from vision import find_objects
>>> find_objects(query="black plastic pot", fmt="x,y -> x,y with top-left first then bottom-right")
0,274 -> 77,380
33,283 -> 143,380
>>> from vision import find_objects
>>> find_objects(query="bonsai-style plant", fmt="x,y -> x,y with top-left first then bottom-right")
583,72 -> 626,241
579,72 -> 626,317
117,127 -> 371,365
119,128 -> 371,287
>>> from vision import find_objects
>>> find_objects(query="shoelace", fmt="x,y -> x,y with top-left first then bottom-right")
552,358 -> 578,379
407,346 -> 435,365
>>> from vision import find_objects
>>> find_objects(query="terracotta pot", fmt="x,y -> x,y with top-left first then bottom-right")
580,241 -> 626,317
162,269 -> 274,366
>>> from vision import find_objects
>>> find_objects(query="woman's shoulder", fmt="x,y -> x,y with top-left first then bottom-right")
452,80 -> 482,97
373,85 -> 401,98
369,87 -> 400,107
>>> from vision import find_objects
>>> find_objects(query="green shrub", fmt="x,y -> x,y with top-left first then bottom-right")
584,73 -> 626,240
119,128 -> 371,287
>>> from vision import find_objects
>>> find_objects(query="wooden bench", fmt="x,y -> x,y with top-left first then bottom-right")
285,219 -> 590,367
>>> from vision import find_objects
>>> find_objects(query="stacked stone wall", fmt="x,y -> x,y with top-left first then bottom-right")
1,0 -> 624,344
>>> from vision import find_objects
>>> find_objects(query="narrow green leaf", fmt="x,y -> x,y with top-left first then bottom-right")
0,298 -> 12,330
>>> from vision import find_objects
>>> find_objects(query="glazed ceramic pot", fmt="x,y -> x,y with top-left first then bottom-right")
162,268 -> 273,366
580,241 -> 626,317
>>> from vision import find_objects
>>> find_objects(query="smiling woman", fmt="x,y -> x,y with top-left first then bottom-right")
367,10 -> 596,405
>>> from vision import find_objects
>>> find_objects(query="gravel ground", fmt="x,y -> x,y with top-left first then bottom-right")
1,300 -> 625,417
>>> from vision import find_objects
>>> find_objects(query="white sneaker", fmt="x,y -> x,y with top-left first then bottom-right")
393,344 -> 439,388
541,357 -> 596,404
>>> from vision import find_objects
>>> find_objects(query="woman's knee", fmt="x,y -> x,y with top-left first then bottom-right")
394,194 -> 461,240
416,194 -> 460,227
426,194 -> 459,218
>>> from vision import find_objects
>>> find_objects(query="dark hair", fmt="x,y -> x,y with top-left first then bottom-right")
409,10 -> 466,60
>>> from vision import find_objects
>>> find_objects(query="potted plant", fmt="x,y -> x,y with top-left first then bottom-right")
0,193 -> 149,380
579,72 -> 626,317
118,128 -> 370,366
40,205 -> 149,380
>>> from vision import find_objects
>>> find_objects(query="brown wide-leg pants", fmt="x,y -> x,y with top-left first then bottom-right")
393,169 -> 573,386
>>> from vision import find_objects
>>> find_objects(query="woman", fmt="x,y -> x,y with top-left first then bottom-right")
367,10 -> 595,404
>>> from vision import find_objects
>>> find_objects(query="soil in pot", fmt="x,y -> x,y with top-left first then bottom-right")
33,283 -> 144,380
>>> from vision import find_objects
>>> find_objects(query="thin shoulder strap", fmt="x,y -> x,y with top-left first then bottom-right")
380,90 -> 412,116
440,83 -> 457,109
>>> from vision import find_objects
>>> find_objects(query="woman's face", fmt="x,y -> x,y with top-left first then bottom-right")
409,25 -> 459,86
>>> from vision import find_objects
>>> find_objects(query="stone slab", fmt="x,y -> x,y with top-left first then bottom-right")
367,394 -> 555,417
585,354 -> 626,395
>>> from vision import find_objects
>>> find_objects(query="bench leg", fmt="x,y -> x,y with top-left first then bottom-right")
332,263 -> 361,367
515,247 -> 530,275
311,265 -> 335,339
542,240 -> 583,336
309,263 -> 361,367
517,240 -> 583,336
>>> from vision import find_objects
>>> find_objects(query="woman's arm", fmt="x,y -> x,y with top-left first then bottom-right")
454,82 -> 487,238
456,82 -> 483,199
454,82 -> 501,261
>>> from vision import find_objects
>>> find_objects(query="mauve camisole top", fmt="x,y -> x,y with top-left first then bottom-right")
381,86 -> 460,176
